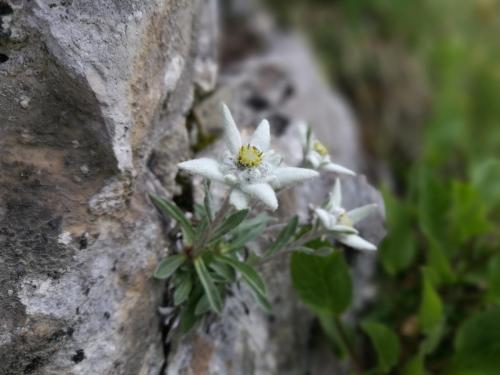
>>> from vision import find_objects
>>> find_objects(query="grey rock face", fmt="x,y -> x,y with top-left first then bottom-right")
0,0 -> 216,373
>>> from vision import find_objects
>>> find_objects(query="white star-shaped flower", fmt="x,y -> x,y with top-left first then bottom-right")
315,178 -> 378,251
300,123 -> 355,175
178,104 -> 319,211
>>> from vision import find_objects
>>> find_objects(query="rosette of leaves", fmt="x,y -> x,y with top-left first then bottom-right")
149,175 -> 315,332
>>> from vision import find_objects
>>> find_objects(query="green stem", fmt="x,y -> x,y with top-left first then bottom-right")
193,190 -> 232,256
257,227 -> 329,266
334,316 -> 363,372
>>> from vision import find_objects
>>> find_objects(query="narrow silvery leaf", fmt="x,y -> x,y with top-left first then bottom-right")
227,219 -> 267,252
211,209 -> 249,242
265,216 -> 299,257
330,224 -> 358,234
203,179 -> 213,222
323,162 -> 356,176
347,204 -> 378,224
194,294 -> 211,316
149,194 -> 195,243
271,167 -> 319,189
249,119 -> 271,152
173,273 -> 193,306
154,254 -> 187,279
326,178 -> 342,210
222,103 -> 242,154
216,255 -> 267,295
178,158 -> 225,183
338,234 -> 377,251
179,294 -> 201,333
210,260 -> 236,282
194,257 -> 223,314
315,208 -> 334,229
216,255 -> 270,310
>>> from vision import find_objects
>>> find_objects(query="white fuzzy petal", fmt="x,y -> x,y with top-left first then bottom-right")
315,208 -> 334,229
222,103 -> 242,154
230,189 -> 249,210
297,122 -> 309,148
347,204 -> 378,224
326,178 -> 342,211
330,225 -> 358,234
306,152 -> 321,168
249,119 -> 271,152
322,162 -> 356,176
241,183 -> 278,211
178,158 -> 225,182
338,234 -> 377,251
271,167 -> 319,189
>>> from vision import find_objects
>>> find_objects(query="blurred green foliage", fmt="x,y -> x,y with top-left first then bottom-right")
267,0 -> 500,373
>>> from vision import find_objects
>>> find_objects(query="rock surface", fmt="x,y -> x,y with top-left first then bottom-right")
0,0 -> 215,373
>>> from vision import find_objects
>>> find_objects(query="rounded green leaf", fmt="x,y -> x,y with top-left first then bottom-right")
452,307 -> 500,374
291,252 -> 352,316
362,321 -> 401,373
418,271 -> 443,332
154,254 -> 187,279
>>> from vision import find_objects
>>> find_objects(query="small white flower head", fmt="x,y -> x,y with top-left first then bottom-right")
178,103 -> 319,211
299,122 -> 355,176
315,178 -> 378,251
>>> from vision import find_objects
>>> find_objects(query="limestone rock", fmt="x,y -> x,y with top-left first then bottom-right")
0,0 -> 216,373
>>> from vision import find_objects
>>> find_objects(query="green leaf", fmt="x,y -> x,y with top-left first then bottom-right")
379,189 -> 417,275
195,293 -> 212,316
210,259 -> 236,282
426,237 -> 456,285
264,216 -> 299,257
211,209 -> 249,242
362,321 -> 400,373
194,257 -> 223,314
403,355 -> 425,375
418,270 -> 443,332
452,307 -> 500,375
449,181 -> 489,244
154,254 -> 187,279
194,203 -> 207,220
472,159 -> 500,212
216,255 -> 271,311
149,194 -> 195,244
179,287 -> 203,333
417,170 -> 451,252
226,216 -> 268,252
487,255 -> 500,304
291,252 -> 352,316
203,179 -> 213,222
173,273 -> 193,306
420,323 -> 445,356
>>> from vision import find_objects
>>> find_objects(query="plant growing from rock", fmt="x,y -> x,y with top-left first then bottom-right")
150,104 -> 379,365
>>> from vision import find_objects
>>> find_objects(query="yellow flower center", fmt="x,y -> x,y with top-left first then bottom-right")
338,213 -> 353,227
237,144 -> 263,168
313,140 -> 329,156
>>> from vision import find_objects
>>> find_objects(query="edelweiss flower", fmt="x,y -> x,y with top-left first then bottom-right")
300,123 -> 355,175
178,104 -> 319,211
315,178 -> 378,251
